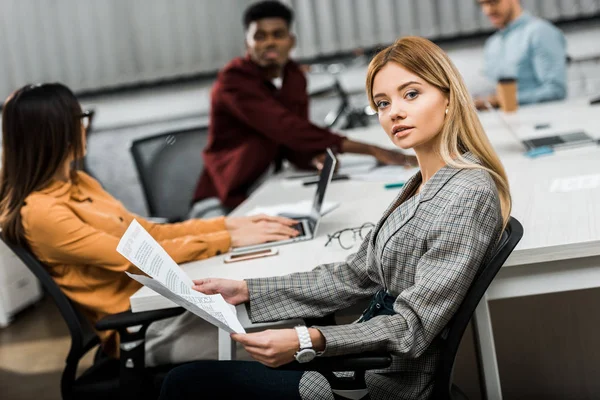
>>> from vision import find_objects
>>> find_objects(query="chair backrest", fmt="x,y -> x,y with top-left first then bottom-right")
0,238 -> 99,398
432,216 -> 524,399
81,109 -> 100,181
130,126 -> 209,220
308,75 -> 349,128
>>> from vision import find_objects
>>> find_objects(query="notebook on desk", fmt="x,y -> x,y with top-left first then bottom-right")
231,148 -> 337,254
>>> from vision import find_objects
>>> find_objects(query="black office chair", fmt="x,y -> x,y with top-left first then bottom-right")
1,238 -> 186,400
278,216 -> 524,400
308,56 -> 374,130
81,109 -> 100,181
130,127 -> 227,221
309,76 -> 372,130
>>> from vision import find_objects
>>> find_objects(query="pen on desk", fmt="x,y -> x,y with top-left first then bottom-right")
302,174 -> 349,186
285,173 -> 319,180
384,182 -> 405,189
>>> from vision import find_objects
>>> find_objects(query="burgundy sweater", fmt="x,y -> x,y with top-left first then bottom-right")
193,56 -> 344,208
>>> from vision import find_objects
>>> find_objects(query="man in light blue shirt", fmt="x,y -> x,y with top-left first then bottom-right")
475,0 -> 567,109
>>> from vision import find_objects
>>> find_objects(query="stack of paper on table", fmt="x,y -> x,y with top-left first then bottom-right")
285,153 -> 418,185
350,166 -> 419,183
117,219 -> 245,333
335,154 -> 419,183
246,200 -> 339,217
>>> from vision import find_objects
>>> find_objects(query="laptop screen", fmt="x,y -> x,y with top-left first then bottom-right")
309,148 -> 337,222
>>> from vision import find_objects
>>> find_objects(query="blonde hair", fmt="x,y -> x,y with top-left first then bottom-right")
366,36 -> 511,227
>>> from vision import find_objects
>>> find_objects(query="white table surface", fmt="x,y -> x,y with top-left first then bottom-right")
131,96 -> 600,313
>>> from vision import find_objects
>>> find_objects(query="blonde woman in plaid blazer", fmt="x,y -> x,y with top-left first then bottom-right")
160,37 -> 512,400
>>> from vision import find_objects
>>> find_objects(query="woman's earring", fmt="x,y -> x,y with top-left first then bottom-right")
445,108 -> 449,115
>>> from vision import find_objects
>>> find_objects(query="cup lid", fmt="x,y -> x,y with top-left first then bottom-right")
498,77 -> 516,83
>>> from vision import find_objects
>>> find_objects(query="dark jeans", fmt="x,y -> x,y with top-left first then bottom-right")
159,360 -> 304,400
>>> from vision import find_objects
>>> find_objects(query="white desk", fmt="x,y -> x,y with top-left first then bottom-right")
131,98 -> 600,399
472,100 -> 600,400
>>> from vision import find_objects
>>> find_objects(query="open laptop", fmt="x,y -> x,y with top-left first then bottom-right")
521,131 -> 596,151
485,101 -> 596,151
231,148 -> 337,253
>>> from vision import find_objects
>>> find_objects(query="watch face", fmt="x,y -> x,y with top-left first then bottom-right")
295,348 -> 317,363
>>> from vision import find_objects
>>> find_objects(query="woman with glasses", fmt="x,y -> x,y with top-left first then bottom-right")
0,83 -> 300,365
160,36 -> 512,400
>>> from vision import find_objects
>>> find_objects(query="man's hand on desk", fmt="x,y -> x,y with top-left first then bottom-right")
193,278 -> 249,305
474,94 -> 500,111
340,138 -> 418,168
310,141 -> 417,172
225,214 -> 299,247
370,147 -> 418,167
311,152 -> 338,172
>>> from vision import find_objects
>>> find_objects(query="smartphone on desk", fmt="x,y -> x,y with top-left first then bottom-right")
224,248 -> 279,263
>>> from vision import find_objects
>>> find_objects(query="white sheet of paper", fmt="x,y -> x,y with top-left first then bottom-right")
246,200 -> 339,217
117,219 -> 245,333
117,219 -> 193,294
336,154 -> 378,175
350,166 -> 419,183
126,273 -> 245,334
550,174 -> 600,193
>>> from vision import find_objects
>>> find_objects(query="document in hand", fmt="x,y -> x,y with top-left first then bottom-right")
116,219 -> 245,334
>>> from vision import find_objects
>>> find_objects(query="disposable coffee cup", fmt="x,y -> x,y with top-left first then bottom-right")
496,77 -> 518,112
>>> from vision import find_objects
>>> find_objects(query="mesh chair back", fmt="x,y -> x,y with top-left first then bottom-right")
432,216 -> 524,399
130,127 -> 209,220
1,238 -> 99,398
82,109 -> 98,180
308,75 -> 349,128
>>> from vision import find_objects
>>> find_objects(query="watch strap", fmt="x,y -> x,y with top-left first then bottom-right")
294,326 -> 313,350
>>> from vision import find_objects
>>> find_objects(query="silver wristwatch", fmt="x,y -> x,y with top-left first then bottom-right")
294,325 -> 316,363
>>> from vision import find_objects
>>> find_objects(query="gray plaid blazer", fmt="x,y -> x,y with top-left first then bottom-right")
247,152 -> 503,399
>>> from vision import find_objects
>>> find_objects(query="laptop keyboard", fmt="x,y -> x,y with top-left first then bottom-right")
292,221 -> 306,237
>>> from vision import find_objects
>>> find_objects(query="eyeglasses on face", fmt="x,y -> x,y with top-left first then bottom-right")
78,109 -> 95,131
325,222 -> 375,250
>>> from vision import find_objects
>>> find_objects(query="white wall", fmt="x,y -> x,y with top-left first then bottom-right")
0,0 -> 598,99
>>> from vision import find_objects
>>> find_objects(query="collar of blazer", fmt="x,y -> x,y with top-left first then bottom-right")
417,151 -> 480,202
377,151 -> 481,231
368,151 -> 482,257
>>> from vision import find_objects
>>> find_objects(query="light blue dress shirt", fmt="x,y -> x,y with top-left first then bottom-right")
484,11 -> 567,105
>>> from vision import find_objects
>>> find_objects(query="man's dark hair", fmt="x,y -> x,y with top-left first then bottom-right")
243,1 -> 294,30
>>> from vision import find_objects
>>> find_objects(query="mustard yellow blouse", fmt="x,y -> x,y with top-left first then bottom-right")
21,172 -> 230,355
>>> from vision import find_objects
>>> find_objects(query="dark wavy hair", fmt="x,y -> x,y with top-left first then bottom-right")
243,1 -> 293,30
0,83 -> 84,245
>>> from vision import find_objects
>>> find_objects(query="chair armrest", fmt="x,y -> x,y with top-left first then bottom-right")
95,307 -> 185,331
304,314 -> 337,327
276,352 -> 392,372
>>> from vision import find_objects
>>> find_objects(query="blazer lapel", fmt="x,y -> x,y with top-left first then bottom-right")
369,171 -> 422,247
418,151 -> 479,202
369,152 -> 480,248
365,171 -> 422,286
366,152 -> 480,285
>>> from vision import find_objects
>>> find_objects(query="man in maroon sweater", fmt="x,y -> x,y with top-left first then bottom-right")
193,1 -> 414,210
